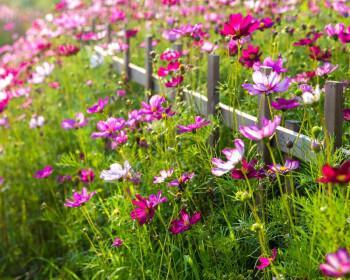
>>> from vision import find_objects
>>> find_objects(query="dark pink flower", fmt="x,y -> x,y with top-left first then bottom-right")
91,117 -> 126,139
258,18 -> 274,31
34,166 -> 53,179
112,237 -> 123,247
309,46 -> 331,62
64,187 -> 96,208
109,9 -> 125,23
320,248 -> 350,278
170,209 -> 201,234
256,248 -> 277,270
317,161 -> 350,185
130,191 -> 167,225
231,159 -> 265,180
294,31 -> 322,46
57,44 -> 80,56
162,0 -> 180,6
165,76 -> 184,88
87,97 -> 109,114
0,92 -> 9,113
344,109 -> 350,121
168,172 -> 195,189
177,116 -> 210,134
253,56 -> 287,74
239,45 -> 262,68
220,13 -> 259,40
271,98 -> 300,111
160,50 -> 182,62
80,168 -> 95,184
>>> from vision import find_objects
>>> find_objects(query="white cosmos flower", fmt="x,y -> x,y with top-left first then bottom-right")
90,52 -> 104,68
100,161 -> 131,181
0,74 -> 13,91
302,85 -> 321,105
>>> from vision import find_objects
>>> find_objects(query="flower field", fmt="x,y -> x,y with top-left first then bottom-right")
1,0 -> 350,279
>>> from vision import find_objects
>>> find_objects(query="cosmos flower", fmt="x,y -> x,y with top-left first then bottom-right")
239,45 -> 261,68
253,56 -> 287,74
57,44 -> 80,56
256,248 -> 277,270
130,191 -> 167,225
91,117 -> 125,139
309,46 -> 331,62
168,172 -> 195,189
100,161 -> 132,181
212,139 -> 245,176
315,63 -> 338,76
34,165 -> 53,179
231,159 -> 265,180
153,168 -> 174,184
61,112 -> 88,129
165,76 -> 184,88
271,98 -> 300,111
87,97 -> 109,114
80,168 -> 95,184
29,115 -> 45,128
177,116 -> 210,134
344,109 -> 350,121
300,84 -> 321,105
0,91 -> 9,113
268,159 -> 300,174
239,116 -> 281,141
242,71 -> 290,95
170,209 -> 201,234
320,248 -> 350,278
220,13 -> 259,40
112,237 -> 123,248
160,50 -> 182,61
30,62 -> 54,84
64,187 -> 96,208
293,31 -> 322,46
317,160 -> 350,184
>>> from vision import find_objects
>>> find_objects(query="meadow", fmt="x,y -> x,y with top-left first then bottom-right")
0,0 -> 350,279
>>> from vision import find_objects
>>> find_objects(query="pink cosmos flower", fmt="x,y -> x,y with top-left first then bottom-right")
49,81 -> 60,89
294,31 -> 322,46
168,172 -> 195,189
271,98 -> 300,111
130,191 -> 167,225
160,50 -> 182,61
212,139 -> 245,176
220,13 -> 259,40
34,165 -> 53,179
165,76 -> 184,88
242,71 -> 290,96
116,89 -> 126,97
110,130 -> 128,149
61,112 -> 88,129
112,237 -> 123,247
177,116 -> 210,134
158,61 -> 181,77
315,63 -> 338,76
320,248 -> 350,278
91,117 -> 126,139
344,109 -> 350,121
253,56 -> 287,74
87,97 -> 109,114
309,46 -> 331,62
170,209 -> 201,235
268,159 -> 300,174
139,95 -> 174,121
239,116 -> 281,141
256,248 -> 277,270
153,168 -> 174,184
231,159 -> 265,180
80,168 -> 95,184
109,9 -> 126,23
325,23 -> 345,38
64,187 -> 96,208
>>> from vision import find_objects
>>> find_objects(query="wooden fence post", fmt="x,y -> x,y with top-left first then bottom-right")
207,54 -> 220,147
124,30 -> 130,81
324,81 -> 344,149
145,35 -> 153,101
257,66 -> 273,164
107,24 -> 112,44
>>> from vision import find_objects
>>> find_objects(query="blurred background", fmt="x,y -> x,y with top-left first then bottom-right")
0,0 -> 52,46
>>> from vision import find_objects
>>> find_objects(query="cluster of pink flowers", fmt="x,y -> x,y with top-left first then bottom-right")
158,50 -> 184,88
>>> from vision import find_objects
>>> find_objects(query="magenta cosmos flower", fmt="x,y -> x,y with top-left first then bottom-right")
57,44 -> 80,56
170,209 -> 201,235
256,248 -> 277,270
160,50 -> 182,61
320,248 -> 350,278
220,13 -> 259,40
112,237 -> 123,248
239,45 -> 261,68
80,168 -> 95,184
64,187 -> 96,208
271,98 -> 300,111
139,95 -> 174,121
61,112 -> 88,129
177,116 -> 210,134
0,91 -> 9,113
91,117 -> 126,139
130,191 -> 167,225
231,159 -> 265,180
34,165 -> 53,179
239,116 -> 281,141
212,139 -> 245,176
344,109 -> 350,121
253,57 -> 287,74
242,71 -> 290,96
87,97 -> 109,114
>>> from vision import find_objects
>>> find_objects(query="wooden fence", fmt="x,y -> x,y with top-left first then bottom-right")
112,33 -> 348,163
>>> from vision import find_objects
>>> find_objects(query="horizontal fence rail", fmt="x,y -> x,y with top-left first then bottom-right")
112,55 -> 321,162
